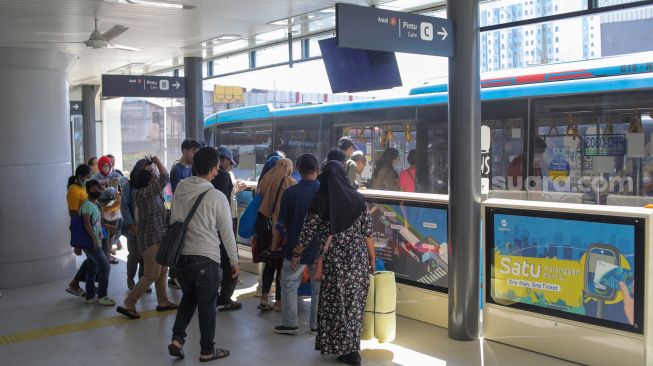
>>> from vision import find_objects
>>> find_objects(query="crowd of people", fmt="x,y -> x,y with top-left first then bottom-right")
64,136 -> 399,365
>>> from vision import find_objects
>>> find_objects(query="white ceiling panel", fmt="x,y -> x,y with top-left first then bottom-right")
0,0 -> 392,84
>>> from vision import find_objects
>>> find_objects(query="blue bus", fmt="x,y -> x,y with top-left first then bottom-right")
204,61 -> 653,205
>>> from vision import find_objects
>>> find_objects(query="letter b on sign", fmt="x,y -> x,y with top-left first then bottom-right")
420,22 -> 433,41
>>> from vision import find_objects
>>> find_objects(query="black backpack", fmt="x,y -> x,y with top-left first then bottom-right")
156,190 -> 210,267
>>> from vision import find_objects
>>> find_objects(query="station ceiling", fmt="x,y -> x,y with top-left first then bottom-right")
1,0 -> 438,85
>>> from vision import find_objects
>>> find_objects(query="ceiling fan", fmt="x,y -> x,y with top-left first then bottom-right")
26,18 -> 141,51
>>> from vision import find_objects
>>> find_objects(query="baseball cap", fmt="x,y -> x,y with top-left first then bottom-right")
217,146 -> 237,167
338,136 -> 357,151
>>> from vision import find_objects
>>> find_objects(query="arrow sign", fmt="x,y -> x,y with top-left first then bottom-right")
102,75 -> 186,98
69,101 -> 83,115
437,27 -> 448,41
336,3 -> 454,57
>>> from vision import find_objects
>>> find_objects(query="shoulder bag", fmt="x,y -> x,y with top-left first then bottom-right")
156,190 -> 210,267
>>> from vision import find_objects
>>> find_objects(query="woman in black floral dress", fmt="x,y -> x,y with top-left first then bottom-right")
291,161 -> 376,366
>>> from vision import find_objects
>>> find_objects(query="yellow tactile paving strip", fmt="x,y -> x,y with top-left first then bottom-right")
0,292 -> 256,346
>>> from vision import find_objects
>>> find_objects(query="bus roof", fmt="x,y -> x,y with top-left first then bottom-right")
204,73 -> 653,128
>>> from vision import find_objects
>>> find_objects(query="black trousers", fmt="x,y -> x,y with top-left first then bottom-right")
216,244 -> 238,306
172,255 -> 221,354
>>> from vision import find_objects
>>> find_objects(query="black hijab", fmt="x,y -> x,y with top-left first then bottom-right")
310,160 -> 366,235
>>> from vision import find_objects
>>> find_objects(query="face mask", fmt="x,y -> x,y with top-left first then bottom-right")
88,191 -> 101,199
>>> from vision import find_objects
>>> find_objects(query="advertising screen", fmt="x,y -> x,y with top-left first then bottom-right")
368,198 -> 448,292
486,207 -> 644,333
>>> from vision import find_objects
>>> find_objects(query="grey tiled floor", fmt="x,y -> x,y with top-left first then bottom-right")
0,250 -> 579,366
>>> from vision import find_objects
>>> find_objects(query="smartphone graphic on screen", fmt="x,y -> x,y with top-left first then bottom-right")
594,261 -> 634,296
584,244 -> 619,301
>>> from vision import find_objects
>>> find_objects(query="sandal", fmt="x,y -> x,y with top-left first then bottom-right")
156,303 -> 179,312
66,287 -> 85,297
108,256 -> 119,265
257,303 -> 273,311
116,306 -> 141,319
168,343 -> 184,359
218,301 -> 242,312
199,348 -> 230,362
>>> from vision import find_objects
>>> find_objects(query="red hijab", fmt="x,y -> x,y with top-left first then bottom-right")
98,156 -> 113,176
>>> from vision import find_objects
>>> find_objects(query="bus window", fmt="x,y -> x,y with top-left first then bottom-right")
274,115 -> 331,166
215,121 -> 272,181
534,91 -> 653,206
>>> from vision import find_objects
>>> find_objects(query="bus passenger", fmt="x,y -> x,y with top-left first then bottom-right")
338,136 -> 358,187
88,157 -> 99,175
259,151 -> 286,181
371,148 -> 400,191
507,137 -> 546,190
291,160 -> 376,365
400,149 -> 417,192
66,164 -> 93,297
350,151 -> 367,189
170,139 -> 201,193
212,146 -> 242,312
271,154 -> 322,335
256,158 -> 296,312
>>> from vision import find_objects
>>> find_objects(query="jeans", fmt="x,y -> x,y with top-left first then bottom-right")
216,243 -> 238,306
83,247 -> 110,299
73,259 -> 88,283
126,237 -> 144,287
280,259 -> 320,329
172,255 -> 222,355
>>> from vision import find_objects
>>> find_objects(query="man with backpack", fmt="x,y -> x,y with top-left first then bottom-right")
167,147 -> 240,361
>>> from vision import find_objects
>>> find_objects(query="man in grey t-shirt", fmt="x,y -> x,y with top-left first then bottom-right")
338,136 -> 359,188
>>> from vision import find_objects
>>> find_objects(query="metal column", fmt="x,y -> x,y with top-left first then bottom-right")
82,84 -> 98,162
447,0 -> 481,341
184,56 -> 204,142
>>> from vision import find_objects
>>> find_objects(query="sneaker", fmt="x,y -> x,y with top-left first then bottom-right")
84,296 -> 98,304
168,279 -> 180,289
310,328 -> 318,335
274,325 -> 299,335
98,296 -> 116,306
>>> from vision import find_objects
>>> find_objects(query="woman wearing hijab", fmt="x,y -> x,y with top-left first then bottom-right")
255,157 -> 295,311
258,151 -> 284,181
371,148 -> 400,191
291,161 -> 376,366
93,155 -> 125,264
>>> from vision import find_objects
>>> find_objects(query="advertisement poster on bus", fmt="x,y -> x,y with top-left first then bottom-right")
368,200 -> 448,291
489,211 -> 642,332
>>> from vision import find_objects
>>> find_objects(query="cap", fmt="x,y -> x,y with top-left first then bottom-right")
338,136 -> 357,151
217,146 -> 237,167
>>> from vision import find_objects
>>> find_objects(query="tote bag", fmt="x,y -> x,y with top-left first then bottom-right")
238,193 -> 262,239
69,202 -> 96,249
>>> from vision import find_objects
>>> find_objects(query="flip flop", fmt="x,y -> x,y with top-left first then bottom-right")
168,343 -> 184,359
257,303 -> 273,311
156,304 -> 179,312
65,287 -> 86,297
199,348 -> 230,362
218,301 -> 242,312
116,306 -> 141,319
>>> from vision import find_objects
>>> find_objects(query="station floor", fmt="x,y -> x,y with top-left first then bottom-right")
0,251 -> 579,366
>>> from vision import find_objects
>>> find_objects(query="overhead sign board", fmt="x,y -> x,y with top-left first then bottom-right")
101,75 -> 186,98
336,3 -> 454,57
69,101 -> 82,115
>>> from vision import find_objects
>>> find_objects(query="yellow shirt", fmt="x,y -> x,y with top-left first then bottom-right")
67,184 -> 87,211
